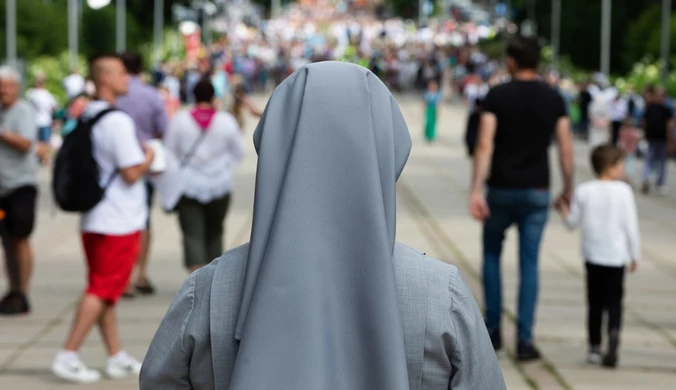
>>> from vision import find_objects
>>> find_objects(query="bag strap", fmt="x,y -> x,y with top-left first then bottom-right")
180,131 -> 208,168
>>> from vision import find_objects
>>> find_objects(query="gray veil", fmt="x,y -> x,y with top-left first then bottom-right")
232,61 -> 412,389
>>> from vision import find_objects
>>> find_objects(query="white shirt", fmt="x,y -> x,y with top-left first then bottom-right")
566,180 -> 641,267
26,88 -> 57,127
63,74 -> 85,99
610,98 -> 628,121
164,110 -> 244,204
80,101 -> 148,235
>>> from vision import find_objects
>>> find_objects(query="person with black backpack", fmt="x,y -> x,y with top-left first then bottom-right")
51,53 -> 154,384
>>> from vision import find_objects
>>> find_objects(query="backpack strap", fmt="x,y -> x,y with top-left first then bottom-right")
87,107 -> 120,190
87,107 -> 119,125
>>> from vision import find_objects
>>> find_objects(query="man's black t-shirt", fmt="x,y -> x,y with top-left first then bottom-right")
643,103 -> 673,142
483,80 -> 567,189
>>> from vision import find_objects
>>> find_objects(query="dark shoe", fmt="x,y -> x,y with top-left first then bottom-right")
602,331 -> 620,368
642,182 -> 650,195
488,329 -> 502,352
0,291 -> 30,315
516,340 -> 541,362
122,288 -> 136,299
135,282 -> 155,296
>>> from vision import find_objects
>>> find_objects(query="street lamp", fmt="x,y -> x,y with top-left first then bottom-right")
6,0 -> 16,66
87,0 -> 110,10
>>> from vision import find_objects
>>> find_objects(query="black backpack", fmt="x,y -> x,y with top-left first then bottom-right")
52,108 -> 118,212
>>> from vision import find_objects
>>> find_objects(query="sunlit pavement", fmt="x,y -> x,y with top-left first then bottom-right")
1,94 -> 675,389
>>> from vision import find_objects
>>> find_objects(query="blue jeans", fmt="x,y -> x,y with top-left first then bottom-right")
483,188 -> 551,342
642,141 -> 668,187
38,126 -> 51,142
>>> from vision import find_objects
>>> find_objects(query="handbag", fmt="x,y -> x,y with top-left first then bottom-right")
164,131 -> 208,213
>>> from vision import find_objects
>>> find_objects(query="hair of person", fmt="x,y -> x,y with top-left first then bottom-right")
119,51 -> 143,74
0,66 -> 21,84
194,79 -> 215,104
590,145 -> 624,176
506,35 -> 541,70
645,84 -> 656,95
88,52 -> 122,82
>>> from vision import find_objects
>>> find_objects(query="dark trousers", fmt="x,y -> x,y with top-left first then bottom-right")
177,194 -> 231,269
586,262 -> 625,347
611,121 -> 623,146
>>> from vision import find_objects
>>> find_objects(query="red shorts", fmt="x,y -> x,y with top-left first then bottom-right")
82,232 -> 141,305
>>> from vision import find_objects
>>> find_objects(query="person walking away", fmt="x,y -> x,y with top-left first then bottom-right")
469,35 -> 574,361
116,51 -> 168,297
63,68 -> 85,100
641,87 -> 674,195
51,53 -> 155,384
578,83 -> 593,140
610,95 -> 628,146
26,73 -> 58,164
618,118 -> 641,185
141,61 -> 505,390
230,82 -> 263,131
0,67 -> 39,315
588,86 -> 615,148
165,80 -> 244,274
423,80 -> 442,143
556,145 -> 640,368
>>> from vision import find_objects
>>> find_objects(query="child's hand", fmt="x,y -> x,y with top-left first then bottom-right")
629,262 -> 638,273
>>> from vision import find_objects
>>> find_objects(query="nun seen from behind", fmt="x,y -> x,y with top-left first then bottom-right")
140,62 -> 505,390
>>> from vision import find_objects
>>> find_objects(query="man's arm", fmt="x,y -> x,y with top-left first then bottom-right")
0,130 -> 33,153
119,147 -> 154,185
153,93 -> 169,140
667,117 -> 675,153
468,112 -> 496,221
470,112 -> 496,194
555,116 -> 574,203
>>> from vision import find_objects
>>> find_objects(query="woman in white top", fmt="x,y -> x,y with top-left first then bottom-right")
165,80 -> 245,273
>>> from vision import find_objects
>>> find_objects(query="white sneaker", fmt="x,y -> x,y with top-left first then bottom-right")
587,350 -> 602,365
105,351 -> 143,379
51,351 -> 102,384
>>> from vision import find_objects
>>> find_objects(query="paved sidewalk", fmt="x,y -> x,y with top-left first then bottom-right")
0,95 -> 675,389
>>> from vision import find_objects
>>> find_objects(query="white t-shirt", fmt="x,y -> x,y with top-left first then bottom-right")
565,180 -> 641,267
63,74 -> 85,99
80,101 -> 147,235
26,88 -> 57,127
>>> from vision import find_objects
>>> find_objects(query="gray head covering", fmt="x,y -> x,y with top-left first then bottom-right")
232,61 -> 412,389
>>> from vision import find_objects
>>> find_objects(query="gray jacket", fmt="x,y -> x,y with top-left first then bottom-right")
140,243 -> 505,389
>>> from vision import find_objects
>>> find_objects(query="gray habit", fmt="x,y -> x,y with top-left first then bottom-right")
140,62 -> 505,390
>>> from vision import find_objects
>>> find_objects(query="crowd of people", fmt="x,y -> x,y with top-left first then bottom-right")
0,3 -> 672,387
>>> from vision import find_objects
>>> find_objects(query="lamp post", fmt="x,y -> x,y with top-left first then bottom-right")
661,0 -> 672,86
69,0 -> 79,69
154,0 -> 164,65
600,0 -> 611,76
551,0 -> 561,64
6,0 -> 16,67
116,0 -> 126,52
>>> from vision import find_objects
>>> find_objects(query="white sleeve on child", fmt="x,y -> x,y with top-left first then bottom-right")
623,186 -> 641,262
565,188 -> 582,229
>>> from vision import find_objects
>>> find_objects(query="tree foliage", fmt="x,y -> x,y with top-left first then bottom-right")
0,0 -> 192,63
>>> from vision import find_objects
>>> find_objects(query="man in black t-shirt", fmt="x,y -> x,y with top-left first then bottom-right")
641,87 -> 674,195
469,35 -> 574,362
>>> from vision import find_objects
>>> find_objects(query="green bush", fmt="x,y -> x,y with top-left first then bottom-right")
26,52 -> 87,106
